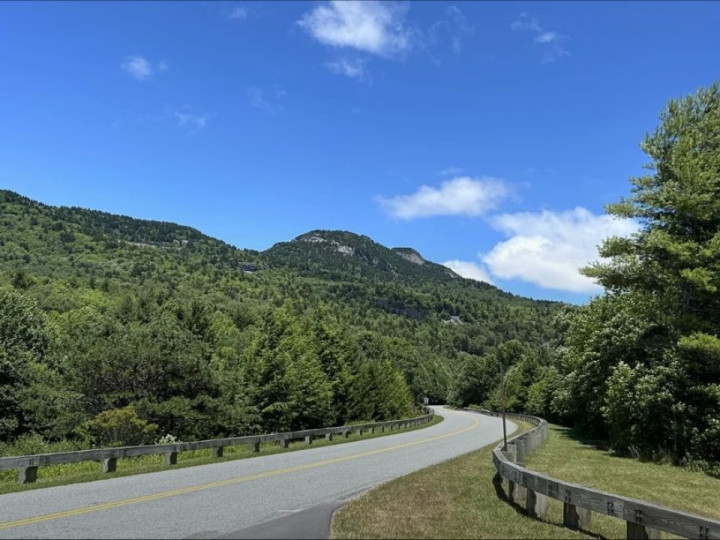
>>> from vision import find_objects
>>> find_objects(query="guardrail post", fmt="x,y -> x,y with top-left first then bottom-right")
505,444 -> 522,503
369,427 -> 375,435
212,446 -> 224,458
102,457 -> 117,473
251,441 -> 260,452
281,438 -> 290,448
18,466 -> 38,484
325,433 -> 333,441
355,428 -> 363,436
380,425 -> 385,433
304,435 -> 313,445
515,438 -> 526,464
344,430 -> 350,438
563,502 -> 591,530
526,489 -> 548,518
165,451 -> 178,466
627,521 -> 661,539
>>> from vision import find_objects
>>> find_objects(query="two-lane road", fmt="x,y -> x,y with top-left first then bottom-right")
0,407 -> 514,539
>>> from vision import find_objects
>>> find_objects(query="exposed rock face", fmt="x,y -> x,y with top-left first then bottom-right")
296,232 -> 354,256
335,245 -> 354,256
392,247 -> 425,265
300,234 -> 326,244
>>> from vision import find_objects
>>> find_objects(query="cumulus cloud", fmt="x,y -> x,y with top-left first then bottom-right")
442,260 -> 493,284
379,177 -> 509,220
481,207 -> 639,293
121,56 -> 167,81
324,57 -> 368,80
298,1 -> 411,57
511,13 -> 568,63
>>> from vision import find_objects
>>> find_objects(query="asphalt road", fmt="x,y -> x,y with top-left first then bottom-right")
0,407 -> 514,539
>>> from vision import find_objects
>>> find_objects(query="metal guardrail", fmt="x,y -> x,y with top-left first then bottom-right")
470,408 -> 720,540
0,408 -> 434,485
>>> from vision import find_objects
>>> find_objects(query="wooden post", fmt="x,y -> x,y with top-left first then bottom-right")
212,446 -> 224,458
281,438 -> 290,449
356,428 -> 363,436
563,503 -> 591,530
369,427 -> 375,435
344,430 -> 350,438
18,466 -> 38,484
304,435 -> 313,445
627,521 -> 661,539
515,438 -> 526,464
380,426 -> 385,433
325,433 -> 333,441
526,489 -> 548,518
501,363 -> 507,451
505,445 -> 518,503
165,451 -> 178,466
102,457 -> 117,473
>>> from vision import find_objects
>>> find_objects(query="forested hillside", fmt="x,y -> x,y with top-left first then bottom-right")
0,190 -> 563,452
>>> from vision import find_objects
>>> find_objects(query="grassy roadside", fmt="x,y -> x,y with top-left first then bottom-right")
332,420 -> 586,539
0,414 -> 443,496
332,420 -> 720,539
525,424 -> 720,537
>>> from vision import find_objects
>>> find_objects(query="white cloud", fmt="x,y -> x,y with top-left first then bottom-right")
121,56 -> 167,81
379,177 -> 509,220
445,5 -> 474,53
511,13 -> 568,63
298,1 -> 411,57
247,85 -> 286,115
325,57 -> 368,80
173,109 -> 210,130
442,260 -> 493,284
482,207 -> 639,293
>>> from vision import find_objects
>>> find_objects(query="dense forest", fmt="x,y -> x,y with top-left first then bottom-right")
0,188 -> 562,453
450,83 -> 720,476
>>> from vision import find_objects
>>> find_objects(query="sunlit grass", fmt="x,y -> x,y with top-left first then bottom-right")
526,425 -> 720,525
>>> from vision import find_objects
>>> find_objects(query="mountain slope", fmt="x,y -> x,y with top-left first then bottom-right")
0,189 -> 565,420
263,229 -> 461,285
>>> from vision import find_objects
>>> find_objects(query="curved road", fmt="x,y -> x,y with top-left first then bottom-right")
0,407 -> 514,539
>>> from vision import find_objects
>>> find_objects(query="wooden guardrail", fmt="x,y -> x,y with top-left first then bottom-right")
471,409 -> 720,540
0,408 -> 434,485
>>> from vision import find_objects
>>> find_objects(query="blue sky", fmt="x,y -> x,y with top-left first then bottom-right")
1,1 -> 718,304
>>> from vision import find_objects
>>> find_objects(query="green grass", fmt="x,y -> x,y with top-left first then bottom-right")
331,421 -> 720,539
0,415 -> 443,495
332,420 -> 589,539
523,424 -> 720,538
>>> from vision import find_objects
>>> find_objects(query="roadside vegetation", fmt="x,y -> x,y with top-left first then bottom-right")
331,418 -> 720,539
449,82 -> 720,477
0,413 -> 443,496
527,425 -> 720,523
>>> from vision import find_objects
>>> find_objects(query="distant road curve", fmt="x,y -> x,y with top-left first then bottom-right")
0,406 -> 514,539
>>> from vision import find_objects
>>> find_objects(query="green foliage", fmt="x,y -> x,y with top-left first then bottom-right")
554,82 -> 720,469
84,405 -> 158,447
0,188 -> 561,451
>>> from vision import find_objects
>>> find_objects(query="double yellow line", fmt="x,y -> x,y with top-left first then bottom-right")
0,413 -> 481,532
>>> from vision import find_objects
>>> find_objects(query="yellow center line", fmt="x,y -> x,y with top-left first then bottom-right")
0,412 -> 482,531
